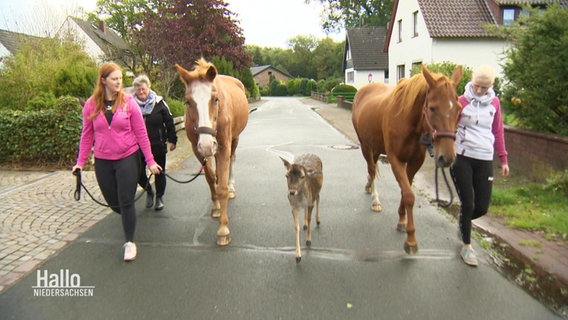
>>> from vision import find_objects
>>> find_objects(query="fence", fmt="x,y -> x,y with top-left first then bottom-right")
502,126 -> 568,181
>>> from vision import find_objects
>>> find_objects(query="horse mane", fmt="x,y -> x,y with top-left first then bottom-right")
190,58 -> 217,80
392,71 -> 448,116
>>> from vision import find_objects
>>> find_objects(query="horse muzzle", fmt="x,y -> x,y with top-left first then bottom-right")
196,127 -> 218,157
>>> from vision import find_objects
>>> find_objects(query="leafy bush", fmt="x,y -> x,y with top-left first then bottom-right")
411,61 -> 473,95
0,96 -> 82,167
497,4 -> 568,135
316,78 -> 342,93
331,84 -> 357,93
544,170 -> 568,196
0,37 -> 97,110
268,77 -> 288,96
167,99 -> 185,117
25,92 -> 58,111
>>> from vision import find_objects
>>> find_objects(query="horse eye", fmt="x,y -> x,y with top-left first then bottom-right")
429,106 -> 436,113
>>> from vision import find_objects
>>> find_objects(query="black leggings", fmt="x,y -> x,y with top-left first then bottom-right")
94,152 -> 140,242
450,155 -> 494,245
138,151 -> 167,197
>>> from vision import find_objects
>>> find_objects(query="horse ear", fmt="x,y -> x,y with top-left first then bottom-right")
175,64 -> 190,85
422,64 -> 436,87
451,65 -> 463,87
205,65 -> 217,82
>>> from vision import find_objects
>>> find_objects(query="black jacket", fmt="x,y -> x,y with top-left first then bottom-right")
142,99 -> 178,156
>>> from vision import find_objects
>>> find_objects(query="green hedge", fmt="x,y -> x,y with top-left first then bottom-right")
0,96 -> 82,167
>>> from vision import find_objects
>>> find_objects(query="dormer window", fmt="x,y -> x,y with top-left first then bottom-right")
503,7 -> 515,25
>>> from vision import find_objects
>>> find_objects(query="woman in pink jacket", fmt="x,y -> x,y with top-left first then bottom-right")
72,62 -> 161,262
451,65 -> 510,267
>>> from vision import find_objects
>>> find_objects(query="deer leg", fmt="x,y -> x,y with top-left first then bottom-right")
292,208 -> 301,263
306,205 -> 313,247
315,196 -> 321,226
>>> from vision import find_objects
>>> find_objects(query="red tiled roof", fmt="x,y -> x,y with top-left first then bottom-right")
417,0 -> 497,38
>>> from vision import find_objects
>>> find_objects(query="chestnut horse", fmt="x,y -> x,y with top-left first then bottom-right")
352,64 -> 462,254
175,59 -> 249,246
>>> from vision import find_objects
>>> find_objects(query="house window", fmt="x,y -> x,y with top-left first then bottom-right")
397,19 -> 402,43
397,64 -> 406,81
503,7 -> 515,25
413,11 -> 419,37
347,71 -> 354,83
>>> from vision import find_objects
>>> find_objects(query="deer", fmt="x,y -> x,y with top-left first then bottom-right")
281,153 -> 323,263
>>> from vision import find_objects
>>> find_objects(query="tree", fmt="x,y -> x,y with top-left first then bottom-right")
0,37 -> 97,110
287,35 -> 318,78
313,37 -> 344,79
496,4 -> 568,135
134,0 -> 252,96
306,0 -> 394,32
88,0 -> 156,75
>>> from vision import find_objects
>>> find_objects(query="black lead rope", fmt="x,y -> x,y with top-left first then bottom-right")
73,169 -> 152,209
73,165 -> 205,208
164,165 -> 205,184
435,166 -> 454,208
420,132 -> 454,208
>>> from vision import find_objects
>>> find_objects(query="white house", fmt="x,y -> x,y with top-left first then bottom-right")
385,0 -> 517,83
57,16 -> 131,64
343,27 -> 389,88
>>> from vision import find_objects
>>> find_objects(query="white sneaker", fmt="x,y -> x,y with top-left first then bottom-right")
460,246 -> 478,267
123,242 -> 137,261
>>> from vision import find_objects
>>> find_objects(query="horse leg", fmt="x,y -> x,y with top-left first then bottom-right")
292,207 -> 302,263
228,138 -> 239,199
215,150 -> 232,246
228,154 -> 236,199
389,157 -> 418,254
363,146 -> 382,212
400,155 -> 426,254
203,157 -> 220,218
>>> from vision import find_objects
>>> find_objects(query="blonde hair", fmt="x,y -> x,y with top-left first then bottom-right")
89,62 -> 125,120
132,74 -> 151,88
472,65 -> 495,86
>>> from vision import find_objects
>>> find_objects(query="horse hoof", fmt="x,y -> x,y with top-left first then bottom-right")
303,225 -> 307,231
404,242 -> 418,255
296,256 -> 301,263
396,223 -> 406,232
371,203 -> 383,212
316,221 -> 320,226
211,209 -> 221,219
217,234 -> 231,246
228,191 -> 236,199
306,240 -> 311,247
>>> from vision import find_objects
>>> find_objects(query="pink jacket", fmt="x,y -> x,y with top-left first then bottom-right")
76,94 -> 156,168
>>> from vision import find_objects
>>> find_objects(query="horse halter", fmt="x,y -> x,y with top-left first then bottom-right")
422,90 -> 456,141
196,126 -> 217,137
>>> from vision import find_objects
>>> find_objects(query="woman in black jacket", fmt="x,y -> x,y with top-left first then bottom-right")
132,75 -> 178,210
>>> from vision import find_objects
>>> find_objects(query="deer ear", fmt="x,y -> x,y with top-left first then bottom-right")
281,157 -> 291,169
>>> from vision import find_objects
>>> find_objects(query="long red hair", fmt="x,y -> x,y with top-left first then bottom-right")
88,62 -> 126,120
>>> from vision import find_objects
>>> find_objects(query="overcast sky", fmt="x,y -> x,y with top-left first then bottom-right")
0,0 -> 344,48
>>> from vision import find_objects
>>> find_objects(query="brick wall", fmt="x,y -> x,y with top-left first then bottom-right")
503,126 -> 568,181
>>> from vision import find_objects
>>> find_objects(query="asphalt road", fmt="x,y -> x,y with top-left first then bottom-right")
0,97 -> 561,319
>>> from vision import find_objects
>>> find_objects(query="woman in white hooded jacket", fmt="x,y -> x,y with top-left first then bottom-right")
451,65 -> 510,267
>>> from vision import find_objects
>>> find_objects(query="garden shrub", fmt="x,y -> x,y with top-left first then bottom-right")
167,99 -> 185,118
0,96 -> 82,167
